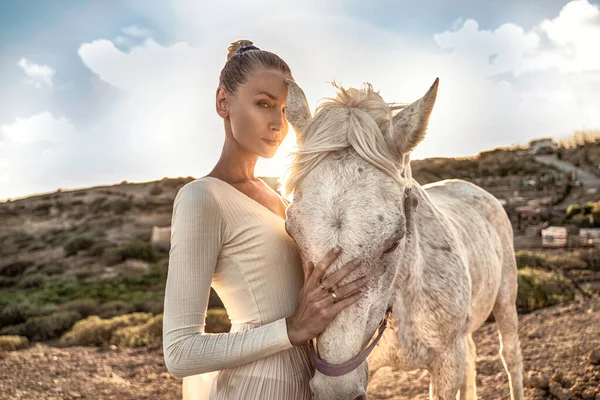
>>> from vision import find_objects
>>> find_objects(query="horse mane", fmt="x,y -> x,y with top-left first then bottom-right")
284,83 -> 408,196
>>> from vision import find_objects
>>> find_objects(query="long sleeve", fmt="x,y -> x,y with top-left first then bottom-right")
162,181 -> 293,379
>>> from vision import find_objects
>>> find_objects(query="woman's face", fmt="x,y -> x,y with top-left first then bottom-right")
218,68 -> 290,159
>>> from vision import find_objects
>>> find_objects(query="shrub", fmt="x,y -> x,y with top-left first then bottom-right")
111,314 -> 162,348
64,235 -> 95,257
0,261 -> 33,277
59,312 -> 152,347
546,253 -> 587,270
0,335 -> 29,351
516,267 -> 575,314
149,185 -> 163,196
97,300 -> 136,319
18,273 -> 50,289
0,276 -> 17,288
24,311 -> 82,341
118,241 -> 156,263
515,251 -> 547,270
110,198 -> 132,214
57,299 -> 99,318
205,308 -> 231,333
0,323 -> 26,336
566,204 -> 582,219
0,301 -> 34,327
133,300 -> 164,315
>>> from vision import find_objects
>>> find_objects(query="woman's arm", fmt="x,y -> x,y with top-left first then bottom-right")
162,181 -> 292,378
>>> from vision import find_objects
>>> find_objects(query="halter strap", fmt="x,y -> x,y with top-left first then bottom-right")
308,308 -> 392,376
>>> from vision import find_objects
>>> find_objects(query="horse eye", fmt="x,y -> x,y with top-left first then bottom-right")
383,241 -> 399,254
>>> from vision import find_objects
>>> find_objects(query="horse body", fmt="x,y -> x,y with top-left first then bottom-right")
283,79 -> 524,400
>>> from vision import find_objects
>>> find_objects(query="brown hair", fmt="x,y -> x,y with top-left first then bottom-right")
219,39 -> 292,93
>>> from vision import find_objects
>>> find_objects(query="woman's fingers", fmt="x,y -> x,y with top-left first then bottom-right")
308,247 -> 341,285
320,259 -> 362,290
332,276 -> 368,299
304,261 -> 314,282
331,289 -> 364,312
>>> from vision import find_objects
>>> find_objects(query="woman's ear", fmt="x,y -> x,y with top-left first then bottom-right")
216,87 -> 230,118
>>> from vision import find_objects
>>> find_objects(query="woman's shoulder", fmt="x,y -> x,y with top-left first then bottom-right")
175,177 -> 225,204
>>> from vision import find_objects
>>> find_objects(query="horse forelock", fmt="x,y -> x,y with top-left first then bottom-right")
284,83 -> 409,196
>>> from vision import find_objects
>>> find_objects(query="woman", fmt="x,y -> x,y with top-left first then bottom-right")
163,40 -> 368,399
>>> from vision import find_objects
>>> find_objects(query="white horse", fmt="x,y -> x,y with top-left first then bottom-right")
283,79 -> 524,400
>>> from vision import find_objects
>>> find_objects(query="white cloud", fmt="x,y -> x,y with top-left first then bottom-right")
17,58 -> 55,88
5,0 -> 600,201
434,0 -> 600,75
1,112 -> 75,145
121,25 -> 152,38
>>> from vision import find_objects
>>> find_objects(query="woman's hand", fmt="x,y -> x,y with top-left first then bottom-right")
285,247 -> 367,345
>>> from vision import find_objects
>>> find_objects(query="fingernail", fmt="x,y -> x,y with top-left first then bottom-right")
353,259 -> 362,266
361,276 -> 368,281
333,246 -> 341,254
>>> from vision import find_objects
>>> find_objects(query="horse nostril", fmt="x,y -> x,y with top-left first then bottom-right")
351,389 -> 367,400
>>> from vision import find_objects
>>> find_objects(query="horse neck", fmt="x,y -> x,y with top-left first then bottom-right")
392,183 -> 438,301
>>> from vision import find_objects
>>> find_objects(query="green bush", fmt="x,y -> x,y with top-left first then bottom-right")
64,235 -> 95,257
0,260 -> 33,277
119,241 -> 156,263
24,311 -> 82,341
0,301 -> 34,327
566,204 -> 582,219
205,308 -> 231,333
546,253 -> 587,270
110,198 -> 132,214
0,276 -> 17,288
0,335 -> 29,351
111,314 -> 162,348
18,273 -> 50,289
57,299 -> 99,318
59,312 -> 152,347
517,267 -> 575,313
515,251 -> 547,269
149,185 -> 163,196
0,323 -> 26,336
97,300 -> 136,319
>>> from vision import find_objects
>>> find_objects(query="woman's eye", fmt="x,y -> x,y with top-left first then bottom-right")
258,101 -> 270,109
383,241 -> 399,254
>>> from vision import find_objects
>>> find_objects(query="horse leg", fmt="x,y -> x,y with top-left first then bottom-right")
428,339 -> 466,400
492,269 -> 524,400
458,333 -> 477,400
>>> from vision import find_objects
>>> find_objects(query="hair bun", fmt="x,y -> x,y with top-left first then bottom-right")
227,39 -> 258,61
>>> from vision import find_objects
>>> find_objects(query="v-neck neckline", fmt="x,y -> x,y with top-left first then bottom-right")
203,176 -> 287,221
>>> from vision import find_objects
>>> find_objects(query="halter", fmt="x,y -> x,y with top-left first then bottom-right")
307,307 -> 392,376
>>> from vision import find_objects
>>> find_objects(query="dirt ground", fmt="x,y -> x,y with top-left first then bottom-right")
1,297 -> 599,400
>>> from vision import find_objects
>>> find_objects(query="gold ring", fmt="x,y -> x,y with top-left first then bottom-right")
331,291 -> 337,301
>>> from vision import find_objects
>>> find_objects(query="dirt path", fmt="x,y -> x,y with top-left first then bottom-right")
534,155 -> 600,186
1,297 -> 599,399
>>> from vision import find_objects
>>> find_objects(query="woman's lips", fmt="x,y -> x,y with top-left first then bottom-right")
262,138 -> 280,146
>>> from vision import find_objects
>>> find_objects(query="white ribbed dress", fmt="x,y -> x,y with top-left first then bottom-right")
163,177 -> 313,400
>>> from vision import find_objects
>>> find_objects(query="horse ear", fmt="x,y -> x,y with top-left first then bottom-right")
285,79 -> 311,138
391,78 -> 438,154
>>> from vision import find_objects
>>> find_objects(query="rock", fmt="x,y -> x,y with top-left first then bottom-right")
589,349 -> 600,365
531,388 -> 547,398
527,371 -> 550,388
549,381 -> 574,400
528,330 -> 542,339
582,389 -> 595,399
551,371 -> 564,383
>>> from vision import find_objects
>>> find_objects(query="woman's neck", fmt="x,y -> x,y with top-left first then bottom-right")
209,135 -> 259,183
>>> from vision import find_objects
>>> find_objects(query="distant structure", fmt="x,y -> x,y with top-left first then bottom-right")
541,226 -> 567,248
528,138 -> 557,155
151,226 -> 171,251
579,228 -> 600,247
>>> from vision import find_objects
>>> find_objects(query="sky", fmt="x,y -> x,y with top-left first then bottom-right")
1,0 -> 599,201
